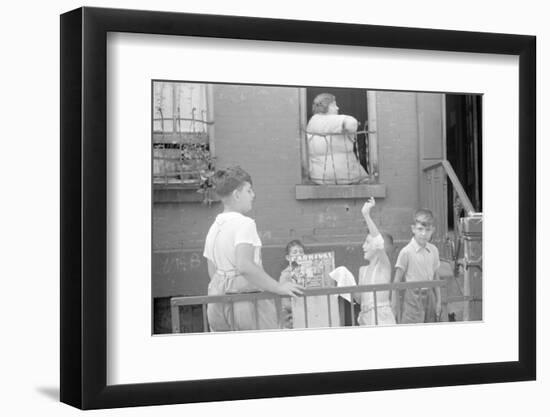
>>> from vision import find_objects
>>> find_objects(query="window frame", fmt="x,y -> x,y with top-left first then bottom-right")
296,88 -> 386,199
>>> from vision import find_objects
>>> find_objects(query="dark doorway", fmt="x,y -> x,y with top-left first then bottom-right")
306,87 -> 369,171
446,94 -> 483,226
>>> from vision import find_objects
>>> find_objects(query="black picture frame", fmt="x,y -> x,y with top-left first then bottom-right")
60,6 -> 536,410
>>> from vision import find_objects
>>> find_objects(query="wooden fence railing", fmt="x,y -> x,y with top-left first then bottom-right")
170,280 -> 448,333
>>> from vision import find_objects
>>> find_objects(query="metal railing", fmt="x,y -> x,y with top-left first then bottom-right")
305,130 -> 374,184
153,139 -> 212,187
170,280 -> 447,333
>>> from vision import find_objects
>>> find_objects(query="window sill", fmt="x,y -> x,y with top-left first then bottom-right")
153,185 -> 219,204
295,184 -> 386,200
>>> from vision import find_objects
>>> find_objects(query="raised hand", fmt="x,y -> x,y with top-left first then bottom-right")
361,197 -> 375,217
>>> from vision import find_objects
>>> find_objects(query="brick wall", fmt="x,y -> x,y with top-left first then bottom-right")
376,91 -> 421,238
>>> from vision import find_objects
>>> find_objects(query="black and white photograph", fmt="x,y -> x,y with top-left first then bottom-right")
152,81 -> 483,335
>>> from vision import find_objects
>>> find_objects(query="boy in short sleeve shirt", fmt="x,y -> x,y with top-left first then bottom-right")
202,166 -> 303,332
393,209 -> 442,323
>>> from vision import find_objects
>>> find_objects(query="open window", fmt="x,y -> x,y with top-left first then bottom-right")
296,87 -> 386,199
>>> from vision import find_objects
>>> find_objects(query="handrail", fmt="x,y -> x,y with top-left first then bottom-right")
423,160 -> 475,215
171,281 -> 445,306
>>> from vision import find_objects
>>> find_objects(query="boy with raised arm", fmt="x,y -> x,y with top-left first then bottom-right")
357,198 -> 396,326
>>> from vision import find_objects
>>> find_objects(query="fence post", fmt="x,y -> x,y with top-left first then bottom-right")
170,300 -> 181,333
303,296 -> 309,328
349,292 -> 356,326
202,303 -> 209,332
373,291 -> 378,325
254,299 -> 260,330
396,290 -> 401,324
326,294 -> 332,327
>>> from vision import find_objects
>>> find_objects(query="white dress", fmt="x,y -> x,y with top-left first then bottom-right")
306,114 -> 368,185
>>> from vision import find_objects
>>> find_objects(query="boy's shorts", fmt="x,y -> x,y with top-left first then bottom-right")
207,273 -> 279,331
400,288 -> 437,324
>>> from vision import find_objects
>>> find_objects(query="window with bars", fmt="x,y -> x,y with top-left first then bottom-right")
300,87 -> 379,185
152,81 -> 214,188
296,88 -> 385,199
